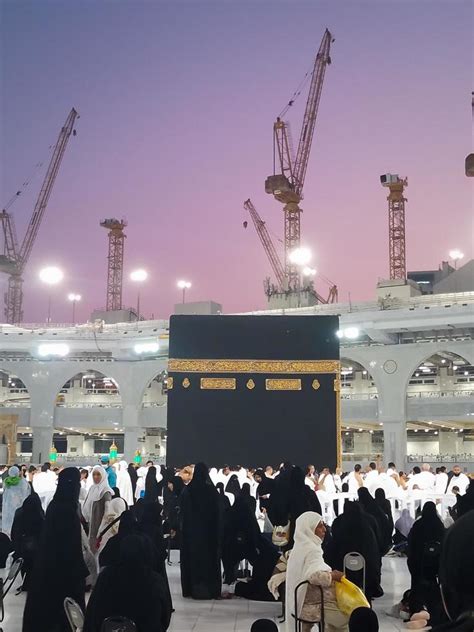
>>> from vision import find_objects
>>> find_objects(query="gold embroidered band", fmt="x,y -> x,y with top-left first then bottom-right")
200,378 -> 236,390
265,379 -> 302,391
169,359 -> 339,374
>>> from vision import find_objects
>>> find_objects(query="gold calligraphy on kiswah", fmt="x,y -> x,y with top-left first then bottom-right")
265,379 -> 302,391
200,378 -> 236,390
168,359 -> 340,375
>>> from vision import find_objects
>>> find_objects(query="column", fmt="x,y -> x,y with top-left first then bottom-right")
122,402 -> 144,461
439,431 -> 463,455
124,427 -> 144,462
353,431 -> 372,456
381,420 -> 406,470
377,368 -> 408,470
32,427 -> 54,463
144,433 -> 161,458
66,434 -> 84,456
83,438 -> 95,456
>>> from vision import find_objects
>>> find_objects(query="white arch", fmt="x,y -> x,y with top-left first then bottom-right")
0,365 -> 33,395
404,345 -> 474,393
339,351 -> 382,393
53,368 -> 123,405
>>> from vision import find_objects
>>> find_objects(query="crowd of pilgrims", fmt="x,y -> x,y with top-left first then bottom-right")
0,458 -> 473,631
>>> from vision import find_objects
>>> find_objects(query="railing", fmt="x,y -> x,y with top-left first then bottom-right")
56,402 -> 122,409
0,401 -> 30,407
142,402 -> 167,408
407,453 -> 474,463
341,393 -> 378,400
407,390 -> 474,398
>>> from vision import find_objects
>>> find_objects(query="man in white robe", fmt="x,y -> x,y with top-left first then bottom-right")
364,462 -> 379,488
435,466 -> 449,494
407,463 -> 435,491
446,465 -> 470,495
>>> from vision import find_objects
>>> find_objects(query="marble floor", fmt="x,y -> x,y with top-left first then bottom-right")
4,553 -> 411,631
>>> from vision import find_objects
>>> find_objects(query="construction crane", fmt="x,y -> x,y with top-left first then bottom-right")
243,198 -> 338,303
100,218 -> 127,311
0,108 -> 79,324
265,28 -> 334,291
380,174 -> 408,279
243,199 -> 285,289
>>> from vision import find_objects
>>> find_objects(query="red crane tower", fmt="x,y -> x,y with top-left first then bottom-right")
0,108 -> 79,323
380,174 -> 408,279
265,28 -> 334,291
100,218 -> 127,311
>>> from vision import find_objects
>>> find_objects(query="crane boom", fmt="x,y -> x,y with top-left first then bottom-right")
293,29 -> 333,196
18,108 -> 78,267
0,108 -> 78,324
0,211 -> 19,264
244,199 -> 285,289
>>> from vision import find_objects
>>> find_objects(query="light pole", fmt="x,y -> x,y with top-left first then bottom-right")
449,249 -> 464,270
68,293 -> 81,325
39,266 -> 64,323
177,280 -> 192,304
130,269 -> 148,321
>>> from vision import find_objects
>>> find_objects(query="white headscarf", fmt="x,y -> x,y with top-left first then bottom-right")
116,461 -> 134,507
82,465 -> 113,523
96,497 -> 127,553
155,464 -> 163,483
209,468 -> 219,485
285,512 -> 331,631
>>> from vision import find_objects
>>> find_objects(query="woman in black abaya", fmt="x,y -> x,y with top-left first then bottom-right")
225,473 -> 241,500
179,462 -> 221,599
254,469 -> 274,512
432,511 -> 474,631
269,466 -> 322,549
99,509 -> 139,568
84,534 -> 172,632
137,500 -> 173,610
357,487 -> 391,555
407,501 -> 445,622
326,501 -> 382,600
374,488 -> 394,537
23,468 -> 89,632
145,466 -> 162,503
128,463 -> 138,500
11,492 -> 45,592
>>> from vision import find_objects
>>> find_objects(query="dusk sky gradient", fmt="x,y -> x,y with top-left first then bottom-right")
1,0 -> 472,323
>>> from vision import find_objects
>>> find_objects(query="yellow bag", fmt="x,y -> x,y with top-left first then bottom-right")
334,577 -> 370,616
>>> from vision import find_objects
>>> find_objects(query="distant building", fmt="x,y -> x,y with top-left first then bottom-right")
408,259 -> 473,295
174,300 -> 222,315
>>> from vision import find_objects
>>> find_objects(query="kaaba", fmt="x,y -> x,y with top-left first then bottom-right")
166,315 -> 340,469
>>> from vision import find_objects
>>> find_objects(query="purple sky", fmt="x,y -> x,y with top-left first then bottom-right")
1,0 -> 472,323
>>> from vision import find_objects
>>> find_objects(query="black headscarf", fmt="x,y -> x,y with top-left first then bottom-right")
357,487 -> 392,554
54,467 -> 81,505
349,607 -> 379,631
455,482 -> 474,518
144,466 -> 161,503
188,462 -> 217,499
251,620 -> 278,632
98,509 -> 140,568
127,463 -> 138,496
225,474 -> 241,498
255,469 -> 274,498
20,492 -> 45,534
